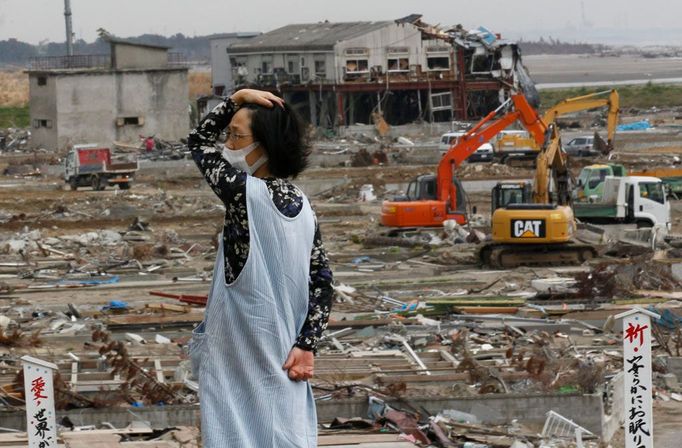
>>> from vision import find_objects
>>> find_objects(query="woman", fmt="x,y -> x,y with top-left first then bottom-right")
187,89 -> 333,448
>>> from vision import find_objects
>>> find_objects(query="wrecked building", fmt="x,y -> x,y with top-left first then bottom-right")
27,39 -> 189,151
223,14 -> 536,128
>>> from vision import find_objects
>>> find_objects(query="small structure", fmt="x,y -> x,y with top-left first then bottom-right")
223,14 -> 536,128
27,38 -> 189,151
209,32 -> 260,96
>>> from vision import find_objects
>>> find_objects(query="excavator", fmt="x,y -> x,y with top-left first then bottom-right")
494,89 -> 620,162
381,93 -> 548,228
542,89 -> 619,154
480,124 -> 597,268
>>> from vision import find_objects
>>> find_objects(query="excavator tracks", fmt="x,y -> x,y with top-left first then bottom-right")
479,243 -> 597,269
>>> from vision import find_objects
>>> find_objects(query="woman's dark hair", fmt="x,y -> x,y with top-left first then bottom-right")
243,103 -> 310,179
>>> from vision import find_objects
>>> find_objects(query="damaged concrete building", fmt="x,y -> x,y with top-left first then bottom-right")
222,14 -> 536,128
27,39 -> 189,151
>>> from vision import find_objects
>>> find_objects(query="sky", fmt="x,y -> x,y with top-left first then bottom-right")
1,0 -> 680,46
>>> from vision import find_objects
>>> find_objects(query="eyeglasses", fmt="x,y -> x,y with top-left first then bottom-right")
225,130 -> 253,142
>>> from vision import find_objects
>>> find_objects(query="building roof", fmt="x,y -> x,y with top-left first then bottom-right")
209,32 -> 261,41
106,36 -> 171,50
228,21 -> 392,53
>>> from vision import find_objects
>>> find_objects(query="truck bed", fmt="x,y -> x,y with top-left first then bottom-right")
573,202 -> 619,219
106,161 -> 138,172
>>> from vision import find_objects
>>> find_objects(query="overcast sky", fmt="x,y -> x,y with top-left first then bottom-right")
1,0 -> 680,46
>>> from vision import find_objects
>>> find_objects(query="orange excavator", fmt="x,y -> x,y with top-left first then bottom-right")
381,93 -> 548,228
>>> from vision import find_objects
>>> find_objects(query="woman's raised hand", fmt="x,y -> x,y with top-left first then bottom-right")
231,89 -> 284,109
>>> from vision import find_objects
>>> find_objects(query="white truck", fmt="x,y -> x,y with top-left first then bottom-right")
573,176 -> 671,232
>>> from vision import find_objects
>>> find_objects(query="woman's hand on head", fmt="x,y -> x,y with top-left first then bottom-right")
282,347 -> 314,382
231,89 -> 284,109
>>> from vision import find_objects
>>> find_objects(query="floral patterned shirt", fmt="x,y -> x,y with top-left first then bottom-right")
187,99 -> 333,352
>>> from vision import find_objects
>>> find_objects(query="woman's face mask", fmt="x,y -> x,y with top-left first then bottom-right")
222,141 -> 268,175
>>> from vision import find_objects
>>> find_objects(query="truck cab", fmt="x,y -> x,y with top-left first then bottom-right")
573,164 -> 627,202
624,177 -> 671,230
574,175 -> 671,232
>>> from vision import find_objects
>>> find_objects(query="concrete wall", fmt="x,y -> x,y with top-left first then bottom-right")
210,38 -> 233,94
210,35 -> 259,94
602,373 -> 625,443
28,73 -> 59,150
113,44 -> 167,70
50,69 -> 189,151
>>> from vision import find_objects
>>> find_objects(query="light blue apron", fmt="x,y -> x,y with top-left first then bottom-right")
189,175 -> 317,447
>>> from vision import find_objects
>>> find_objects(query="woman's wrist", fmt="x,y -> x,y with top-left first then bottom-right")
229,91 -> 243,106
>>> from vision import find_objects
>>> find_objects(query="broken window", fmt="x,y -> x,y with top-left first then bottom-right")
427,56 -> 450,71
387,57 -> 409,72
346,59 -> 369,73
640,182 -> 665,204
37,76 -> 47,86
32,119 -> 52,129
261,55 -> 273,74
314,60 -> 326,76
214,85 -> 225,96
471,54 -> 494,73
116,116 -> 144,127
430,92 -> 452,111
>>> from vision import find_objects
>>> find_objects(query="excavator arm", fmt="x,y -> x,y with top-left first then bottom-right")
542,89 -> 620,152
532,124 -> 571,205
437,94 -> 547,212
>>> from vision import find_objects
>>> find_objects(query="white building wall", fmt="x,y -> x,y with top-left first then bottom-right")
334,23 -> 423,80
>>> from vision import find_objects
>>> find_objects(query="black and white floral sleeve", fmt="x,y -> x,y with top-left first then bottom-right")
295,219 -> 334,352
187,99 -> 245,204
187,99 -> 250,283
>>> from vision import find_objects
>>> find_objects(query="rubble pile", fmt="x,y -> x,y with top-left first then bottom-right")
3,115 -> 682,445
0,127 -> 31,152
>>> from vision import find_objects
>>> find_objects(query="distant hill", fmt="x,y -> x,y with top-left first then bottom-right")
0,33 -> 608,67
0,33 -> 216,66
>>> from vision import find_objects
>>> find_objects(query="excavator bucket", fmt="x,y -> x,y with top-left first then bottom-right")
593,131 -> 611,155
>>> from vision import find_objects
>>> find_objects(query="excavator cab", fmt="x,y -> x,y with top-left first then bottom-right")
491,181 -> 533,213
382,175 -> 468,227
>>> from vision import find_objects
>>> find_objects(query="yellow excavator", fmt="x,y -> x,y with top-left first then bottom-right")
495,89 -> 619,162
479,123 -> 597,268
543,89 -> 620,154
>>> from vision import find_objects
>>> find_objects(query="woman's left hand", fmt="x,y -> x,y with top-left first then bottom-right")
282,347 -> 314,381
231,88 -> 284,109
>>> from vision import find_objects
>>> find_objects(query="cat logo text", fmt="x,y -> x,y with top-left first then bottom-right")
510,219 -> 546,238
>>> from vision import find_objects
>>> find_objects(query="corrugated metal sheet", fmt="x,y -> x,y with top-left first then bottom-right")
228,21 -> 393,53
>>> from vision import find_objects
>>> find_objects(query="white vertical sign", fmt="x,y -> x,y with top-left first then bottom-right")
21,356 -> 58,448
615,307 -> 660,448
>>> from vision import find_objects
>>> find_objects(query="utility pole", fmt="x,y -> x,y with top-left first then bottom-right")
64,0 -> 73,56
